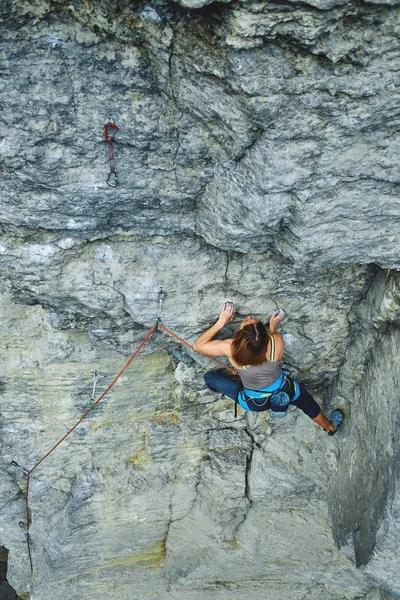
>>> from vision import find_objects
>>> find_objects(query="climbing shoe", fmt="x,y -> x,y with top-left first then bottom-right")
328,409 -> 344,436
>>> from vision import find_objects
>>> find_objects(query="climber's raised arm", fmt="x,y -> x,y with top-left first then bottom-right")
193,302 -> 234,357
267,310 -> 285,361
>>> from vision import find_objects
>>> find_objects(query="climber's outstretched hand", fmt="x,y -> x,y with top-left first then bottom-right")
269,309 -> 285,333
193,302 -> 234,357
218,302 -> 234,326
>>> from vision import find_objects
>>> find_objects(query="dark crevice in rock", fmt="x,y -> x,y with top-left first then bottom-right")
0,547 -> 23,600
168,25 -> 178,104
223,251 -> 230,289
243,425 -> 261,451
243,425 -> 257,507
233,127 -> 265,164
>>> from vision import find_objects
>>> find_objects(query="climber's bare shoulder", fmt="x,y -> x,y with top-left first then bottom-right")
193,338 -> 233,358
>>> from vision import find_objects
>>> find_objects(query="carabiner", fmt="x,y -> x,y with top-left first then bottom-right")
157,287 -> 166,304
11,460 -> 29,476
104,120 -> 118,141
106,171 -> 118,187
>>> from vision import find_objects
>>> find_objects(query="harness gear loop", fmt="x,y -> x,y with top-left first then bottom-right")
11,460 -> 29,476
156,287 -> 166,325
104,119 -> 118,187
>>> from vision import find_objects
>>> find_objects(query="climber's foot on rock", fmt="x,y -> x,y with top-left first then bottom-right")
328,409 -> 344,436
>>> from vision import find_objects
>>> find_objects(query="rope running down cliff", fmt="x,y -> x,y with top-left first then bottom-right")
17,319 -> 235,573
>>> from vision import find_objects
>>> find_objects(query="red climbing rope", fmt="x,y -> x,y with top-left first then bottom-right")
29,323 -> 157,475
17,320 -> 235,573
21,324 -> 157,573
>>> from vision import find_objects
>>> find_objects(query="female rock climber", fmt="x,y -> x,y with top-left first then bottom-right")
193,302 -> 344,434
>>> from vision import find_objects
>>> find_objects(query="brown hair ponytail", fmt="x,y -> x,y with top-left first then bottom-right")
231,321 -> 268,366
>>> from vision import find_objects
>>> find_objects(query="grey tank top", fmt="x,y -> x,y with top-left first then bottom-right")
237,360 -> 283,391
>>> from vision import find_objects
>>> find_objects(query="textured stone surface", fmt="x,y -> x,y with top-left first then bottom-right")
1,0 -> 400,598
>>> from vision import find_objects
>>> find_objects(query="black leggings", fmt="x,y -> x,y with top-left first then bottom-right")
291,383 -> 321,419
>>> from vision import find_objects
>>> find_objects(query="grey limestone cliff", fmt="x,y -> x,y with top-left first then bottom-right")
0,0 -> 400,598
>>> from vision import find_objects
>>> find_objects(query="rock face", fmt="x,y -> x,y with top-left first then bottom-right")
1,0 -> 400,599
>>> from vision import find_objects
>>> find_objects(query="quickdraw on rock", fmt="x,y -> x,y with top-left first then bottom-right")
10,460 -> 29,476
104,118 -> 118,187
156,287 -> 166,325
90,369 -> 102,409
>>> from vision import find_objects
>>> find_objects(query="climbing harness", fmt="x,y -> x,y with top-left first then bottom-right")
237,372 -> 297,418
12,289 -> 236,574
104,119 -> 118,187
